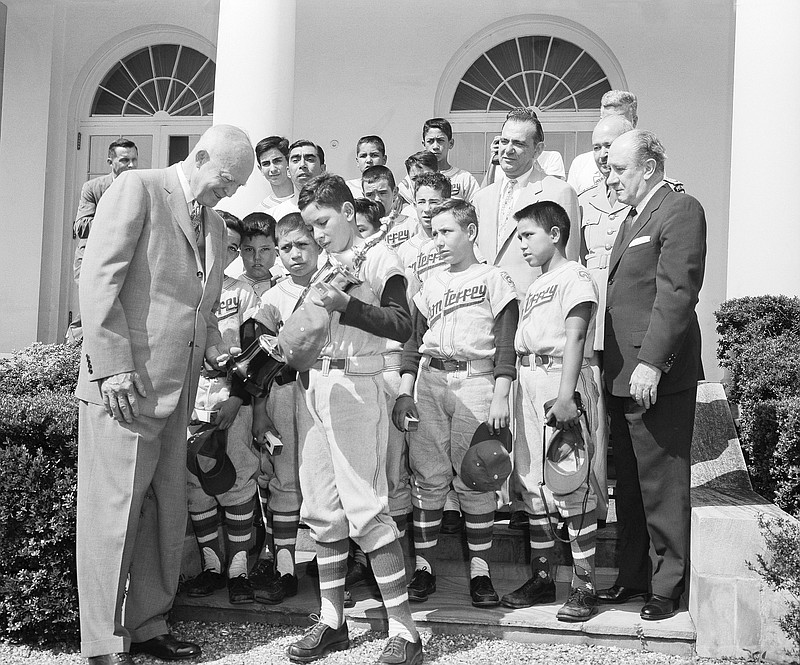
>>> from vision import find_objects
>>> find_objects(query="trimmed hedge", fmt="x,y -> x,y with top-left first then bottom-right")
0,342 -> 80,644
716,295 -> 800,517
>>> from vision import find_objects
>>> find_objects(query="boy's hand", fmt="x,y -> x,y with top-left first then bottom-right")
308,282 -> 350,313
488,393 -> 510,433
205,345 -> 241,371
215,396 -> 243,430
252,409 -> 280,450
392,395 -> 418,432
545,396 -> 581,430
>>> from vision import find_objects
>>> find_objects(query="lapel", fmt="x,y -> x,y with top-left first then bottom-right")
495,177 -> 544,264
164,167 -> 204,273
587,184 -> 628,217
608,184 -> 670,276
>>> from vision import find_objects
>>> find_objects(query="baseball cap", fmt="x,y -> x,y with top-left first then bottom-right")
187,424 -> 236,496
276,302 -> 329,371
543,425 -> 590,495
460,422 -> 513,492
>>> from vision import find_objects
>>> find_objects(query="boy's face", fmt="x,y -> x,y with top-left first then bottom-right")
432,211 -> 475,266
516,217 -> 559,268
288,145 -> 325,188
414,185 -> 446,232
277,228 -> 320,281
356,142 -> 386,173
258,148 -> 290,188
301,202 -> 356,254
240,234 -> 277,281
422,128 -> 453,165
355,213 -> 378,239
362,178 -> 396,217
224,227 -> 241,269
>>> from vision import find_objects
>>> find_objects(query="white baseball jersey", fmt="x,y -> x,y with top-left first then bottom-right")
260,191 -> 296,212
270,198 -> 300,223
255,277 -> 305,333
384,215 -> 417,249
217,275 -> 261,351
515,261 -> 598,359
440,165 -> 480,203
240,273 -> 275,302
414,263 -> 517,361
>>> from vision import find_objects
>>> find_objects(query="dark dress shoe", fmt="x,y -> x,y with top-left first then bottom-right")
305,556 -> 319,578
500,575 -> 556,608
183,569 -> 225,597
286,621 -> 349,662
130,634 -> 201,660
596,584 -> 648,604
556,586 -> 599,622
641,594 -> 680,620
508,510 -> 529,531
249,558 -> 277,590
440,510 -> 463,534
407,568 -> 436,602
469,575 -> 500,607
88,654 -> 133,665
228,575 -> 255,604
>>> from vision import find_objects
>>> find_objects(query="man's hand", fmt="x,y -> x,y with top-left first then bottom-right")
205,345 -> 241,371
308,282 -> 350,314
392,394 -> 418,432
215,396 -> 243,430
629,362 -> 663,409
100,371 -> 147,423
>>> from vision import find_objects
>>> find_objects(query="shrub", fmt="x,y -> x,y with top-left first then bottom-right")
0,341 -> 80,395
716,295 -> 800,362
739,398 -> 779,501
775,398 -> 800,518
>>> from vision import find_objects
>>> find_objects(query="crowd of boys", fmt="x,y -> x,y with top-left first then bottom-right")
76,90 -> 706,665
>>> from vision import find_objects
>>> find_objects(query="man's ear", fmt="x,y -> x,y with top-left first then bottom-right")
642,157 -> 657,180
195,149 -> 210,168
533,141 -> 545,162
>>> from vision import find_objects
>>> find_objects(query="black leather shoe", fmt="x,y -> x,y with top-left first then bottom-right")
440,510 -> 464,534
228,575 -> 255,604
183,569 -> 225,597
557,586 -> 599,622
407,568 -> 436,602
500,575 -> 556,608
88,654 -> 133,665
305,556 -> 319,578
130,634 -> 201,660
469,575 -> 500,607
286,621 -> 349,662
249,558 -> 277,590
640,594 -> 680,620
508,510 -> 529,531
596,584 -> 648,604
378,634 -> 423,664
346,559 -> 376,588
280,573 -> 299,598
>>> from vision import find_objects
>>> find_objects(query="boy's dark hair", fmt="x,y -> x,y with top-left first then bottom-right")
218,210 -> 243,236
514,200 -> 570,246
354,198 -> 385,231
430,198 -> 478,231
422,117 -> 453,141
298,173 -> 354,212
405,150 -> 439,174
276,212 -> 314,240
414,172 -> 452,198
504,107 -> 545,144
356,135 -> 386,155
241,211 -> 277,243
255,135 -> 289,161
288,139 -> 325,165
108,138 -> 137,157
362,164 -> 396,190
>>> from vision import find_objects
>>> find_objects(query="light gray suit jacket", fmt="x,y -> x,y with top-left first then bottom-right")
76,166 -> 224,418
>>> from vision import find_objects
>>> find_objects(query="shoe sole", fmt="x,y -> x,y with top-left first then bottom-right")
129,648 -> 200,660
557,607 -> 599,622
471,598 -> 500,608
287,639 -> 349,663
598,592 -> 648,605
407,589 -> 434,602
500,593 -> 557,609
640,609 -> 677,621
229,596 -> 255,605
254,593 -> 286,605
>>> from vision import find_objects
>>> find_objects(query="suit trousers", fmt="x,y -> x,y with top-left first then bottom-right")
607,386 -> 695,599
76,382 -> 190,657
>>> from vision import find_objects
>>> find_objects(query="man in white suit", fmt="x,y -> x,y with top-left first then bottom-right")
75,125 -> 254,664
474,107 -> 579,298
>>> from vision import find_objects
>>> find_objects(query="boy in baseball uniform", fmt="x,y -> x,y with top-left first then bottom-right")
500,200 -> 601,622
393,199 -> 519,609
183,212 -> 260,605
362,165 -> 414,249
239,212 -> 279,300
287,173 -> 422,665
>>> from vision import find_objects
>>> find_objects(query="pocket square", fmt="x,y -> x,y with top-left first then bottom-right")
629,235 -> 651,247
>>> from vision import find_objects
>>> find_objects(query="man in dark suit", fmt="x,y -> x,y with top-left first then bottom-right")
597,130 -> 706,620
75,124 -> 254,664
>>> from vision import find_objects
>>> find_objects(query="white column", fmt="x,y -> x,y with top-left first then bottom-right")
213,0 -> 296,216
727,0 -> 800,297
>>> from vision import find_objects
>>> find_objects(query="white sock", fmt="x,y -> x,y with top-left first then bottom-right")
320,598 -> 342,629
470,556 -> 489,578
276,549 -> 295,576
415,555 -> 433,575
228,550 -> 248,579
388,617 -> 417,643
201,547 -> 221,574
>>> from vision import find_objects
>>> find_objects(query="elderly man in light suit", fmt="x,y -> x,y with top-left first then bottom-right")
75,124 -> 254,664
474,107 -> 579,298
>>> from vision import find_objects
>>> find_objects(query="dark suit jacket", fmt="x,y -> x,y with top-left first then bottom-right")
75,167 -> 225,418
603,183 -> 706,397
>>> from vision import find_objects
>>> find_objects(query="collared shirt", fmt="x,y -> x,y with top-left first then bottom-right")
630,179 -> 667,225
175,163 -> 194,212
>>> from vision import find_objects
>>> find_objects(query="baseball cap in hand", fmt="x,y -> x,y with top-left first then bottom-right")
542,417 -> 591,496
460,422 -> 513,492
187,424 -> 236,496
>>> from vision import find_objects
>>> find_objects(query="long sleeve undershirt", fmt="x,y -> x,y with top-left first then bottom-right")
339,274 -> 412,343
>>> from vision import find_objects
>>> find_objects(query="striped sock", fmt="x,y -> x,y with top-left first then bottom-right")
412,505 -> 442,575
528,513 -> 557,580
316,539 -> 349,629
256,485 -> 274,559
370,540 -> 418,642
566,510 -> 597,589
392,513 -> 408,539
224,496 -> 256,578
464,510 -> 494,579
272,508 -> 300,576
190,506 -> 223,573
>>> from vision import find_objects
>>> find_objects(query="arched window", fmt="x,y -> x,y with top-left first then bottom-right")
451,36 -> 611,113
91,44 -> 215,117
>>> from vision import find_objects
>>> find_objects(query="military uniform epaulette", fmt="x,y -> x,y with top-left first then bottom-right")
664,177 -> 685,193
577,180 -> 603,197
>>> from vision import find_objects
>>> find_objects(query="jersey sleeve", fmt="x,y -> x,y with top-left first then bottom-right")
487,268 -> 519,318
362,243 -> 405,297
560,264 -> 598,319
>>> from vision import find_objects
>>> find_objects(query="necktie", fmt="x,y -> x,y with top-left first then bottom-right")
497,178 -> 518,250
190,201 -> 203,243
619,206 -> 637,246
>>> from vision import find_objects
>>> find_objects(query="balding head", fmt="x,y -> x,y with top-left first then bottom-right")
184,124 -> 254,207
607,130 -> 666,206
592,115 -> 636,176
600,90 -> 638,127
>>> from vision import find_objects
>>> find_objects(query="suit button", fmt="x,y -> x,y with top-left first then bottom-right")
188,341 -> 193,347
606,306 -> 613,312
608,278 -> 614,285
605,242 -> 613,250
607,228 -> 615,234
197,271 -> 203,278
